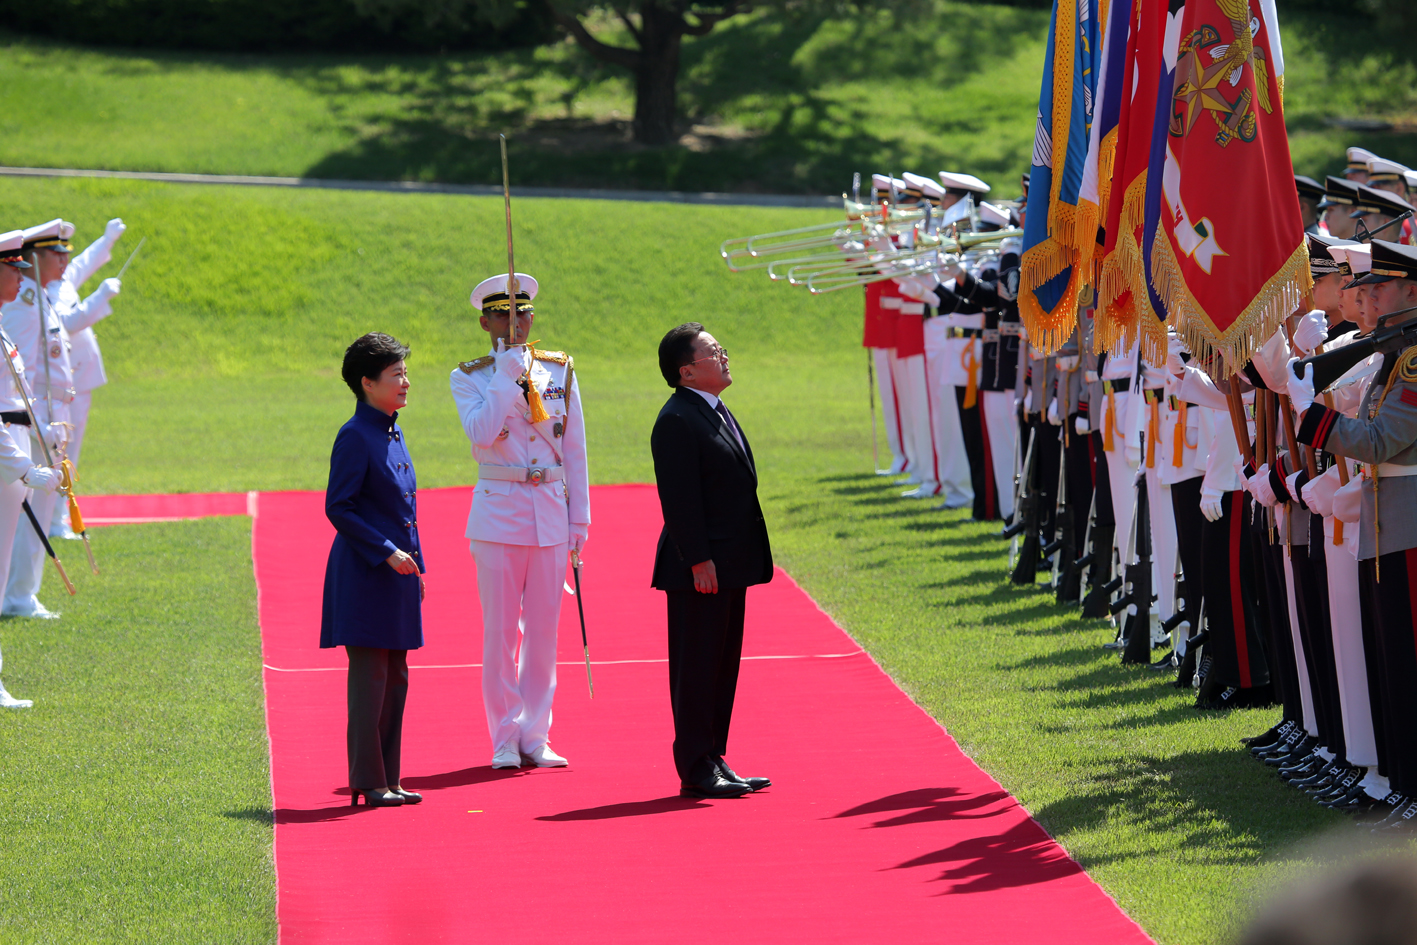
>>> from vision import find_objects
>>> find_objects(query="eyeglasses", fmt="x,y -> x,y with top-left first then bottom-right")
686,345 -> 728,366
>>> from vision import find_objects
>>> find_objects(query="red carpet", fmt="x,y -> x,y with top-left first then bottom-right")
129,486 -> 1154,943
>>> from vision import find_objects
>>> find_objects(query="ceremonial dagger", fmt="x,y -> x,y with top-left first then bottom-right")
570,550 -> 593,698
0,323 -> 74,595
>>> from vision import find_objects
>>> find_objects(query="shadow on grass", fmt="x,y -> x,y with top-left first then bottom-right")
222,807 -> 274,824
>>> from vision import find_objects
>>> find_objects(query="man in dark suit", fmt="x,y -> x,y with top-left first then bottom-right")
651,322 -> 775,799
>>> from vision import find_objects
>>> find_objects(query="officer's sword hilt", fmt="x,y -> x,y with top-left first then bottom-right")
571,549 -> 593,698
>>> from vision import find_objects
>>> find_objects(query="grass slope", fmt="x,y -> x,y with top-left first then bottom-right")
7,4 -> 1416,194
0,175 -> 1364,944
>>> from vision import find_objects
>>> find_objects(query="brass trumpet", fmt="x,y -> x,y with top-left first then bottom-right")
719,196 -> 929,272
803,227 -> 1023,293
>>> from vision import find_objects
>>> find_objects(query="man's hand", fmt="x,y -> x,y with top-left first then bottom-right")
1200,491 -> 1225,522
569,523 -> 588,556
1286,357 -> 1315,414
104,218 -> 126,243
495,339 -> 528,381
691,559 -> 718,594
1293,309 -> 1329,356
386,549 -> 419,575
22,465 -> 59,494
96,278 -> 121,301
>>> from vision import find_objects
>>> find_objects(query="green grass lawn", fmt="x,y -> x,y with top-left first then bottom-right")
3,3 -> 1414,194
0,162 -> 1383,942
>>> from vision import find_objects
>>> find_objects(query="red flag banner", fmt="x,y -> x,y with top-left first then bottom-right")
1151,0 -> 1310,373
1094,0 -> 1166,358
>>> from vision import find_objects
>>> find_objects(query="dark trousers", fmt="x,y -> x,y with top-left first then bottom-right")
666,588 -> 746,784
346,646 -> 409,790
1260,537 -> 1301,721
956,387 -> 992,520
1170,476 -> 1204,634
1200,491 -> 1270,690
1292,534 -> 1344,758
1358,550 -> 1417,793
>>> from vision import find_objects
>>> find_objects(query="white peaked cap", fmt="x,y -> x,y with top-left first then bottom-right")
938,172 -> 991,194
1367,157 -> 1410,176
1347,147 -> 1379,167
1332,243 -> 1372,274
0,230 -> 30,267
871,173 -> 893,192
1405,170 -> 1417,189
469,272 -> 539,310
21,218 -> 74,249
900,172 -> 930,192
979,202 -> 1013,227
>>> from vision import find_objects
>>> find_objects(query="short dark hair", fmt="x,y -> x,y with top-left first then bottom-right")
658,322 -> 705,388
342,332 -> 410,401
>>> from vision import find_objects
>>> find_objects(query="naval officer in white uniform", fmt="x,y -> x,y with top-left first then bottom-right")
47,218 -> 124,538
0,231 -> 62,702
1,220 -> 75,618
450,273 -> 590,769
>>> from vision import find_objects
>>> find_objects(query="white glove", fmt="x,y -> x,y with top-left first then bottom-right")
1200,491 -> 1225,522
22,466 -> 59,494
1286,357 -> 1315,413
569,523 -> 588,556
495,340 -> 529,381
1333,476 -> 1363,524
44,423 -> 67,448
95,278 -> 121,301
1285,470 -> 1303,506
1075,415 -> 1090,435
1302,467 -> 1341,518
1293,309 -> 1329,356
1046,398 -> 1061,425
1247,464 -> 1278,508
1166,336 -> 1186,376
104,218 -> 126,242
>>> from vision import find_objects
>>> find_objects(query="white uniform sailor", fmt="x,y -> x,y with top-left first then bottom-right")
450,273 -> 590,769
1,220 -> 77,618
46,218 -> 124,538
0,230 -> 63,702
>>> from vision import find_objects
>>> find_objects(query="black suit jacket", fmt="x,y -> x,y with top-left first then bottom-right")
650,386 -> 773,590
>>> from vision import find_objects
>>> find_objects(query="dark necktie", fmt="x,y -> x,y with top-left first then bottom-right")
714,401 -> 745,453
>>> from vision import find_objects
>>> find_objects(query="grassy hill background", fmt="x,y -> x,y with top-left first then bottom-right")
2,2 -> 1415,194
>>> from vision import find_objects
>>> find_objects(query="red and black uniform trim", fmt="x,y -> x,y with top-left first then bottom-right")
1297,402 -> 1340,451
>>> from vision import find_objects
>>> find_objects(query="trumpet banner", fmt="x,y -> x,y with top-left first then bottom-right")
1151,0 -> 1310,374
1019,0 -> 1101,354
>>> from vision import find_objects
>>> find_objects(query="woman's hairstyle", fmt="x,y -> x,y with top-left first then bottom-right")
658,322 -> 705,388
342,332 -> 410,401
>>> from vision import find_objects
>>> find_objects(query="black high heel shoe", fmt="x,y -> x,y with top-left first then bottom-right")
351,788 -> 405,807
390,787 -> 422,804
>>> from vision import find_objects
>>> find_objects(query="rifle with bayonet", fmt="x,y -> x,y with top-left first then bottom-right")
1118,466 -> 1156,665
1006,425 -> 1043,585
1294,304 -> 1417,392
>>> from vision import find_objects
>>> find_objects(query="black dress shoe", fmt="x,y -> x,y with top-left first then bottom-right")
1241,720 -> 1290,747
391,787 -> 423,804
680,775 -> 752,799
351,788 -> 404,807
715,757 -> 771,792
1149,650 -> 1176,671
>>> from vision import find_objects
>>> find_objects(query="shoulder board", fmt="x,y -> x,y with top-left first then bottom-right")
1399,346 -> 1417,383
458,355 -> 495,374
534,350 -> 570,365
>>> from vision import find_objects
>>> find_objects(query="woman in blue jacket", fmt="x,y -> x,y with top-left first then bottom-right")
321,332 -> 426,808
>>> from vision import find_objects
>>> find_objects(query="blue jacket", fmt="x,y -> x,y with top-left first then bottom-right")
320,400 -> 424,650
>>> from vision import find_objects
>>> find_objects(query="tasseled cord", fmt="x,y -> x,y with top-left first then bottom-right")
523,343 -> 551,424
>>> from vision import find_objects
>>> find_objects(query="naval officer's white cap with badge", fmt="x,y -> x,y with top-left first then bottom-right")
938,172 -> 991,196
470,273 -> 538,313
21,219 -> 74,255
0,232 -> 32,269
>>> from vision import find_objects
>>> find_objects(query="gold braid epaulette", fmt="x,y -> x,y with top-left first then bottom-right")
1398,346 -> 1417,383
534,350 -> 570,365
458,355 -> 495,374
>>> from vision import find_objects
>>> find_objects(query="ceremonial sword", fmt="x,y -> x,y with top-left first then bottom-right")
0,322 -> 74,595
115,236 -> 145,279
570,550 -> 593,697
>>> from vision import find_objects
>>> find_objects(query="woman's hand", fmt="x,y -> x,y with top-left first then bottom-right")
419,576 -> 426,602
386,549 -> 419,574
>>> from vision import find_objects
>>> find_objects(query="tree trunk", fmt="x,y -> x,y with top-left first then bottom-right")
631,4 -> 683,145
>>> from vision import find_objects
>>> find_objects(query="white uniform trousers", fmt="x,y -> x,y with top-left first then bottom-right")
1281,546 -> 1318,737
1145,464 -> 1178,622
0,429 -> 29,675
5,431 -> 55,614
890,352 -> 933,488
982,391 -> 1016,520
51,391 -> 91,535
923,348 -> 972,505
1325,531 -> 1378,766
872,348 -> 907,474
471,539 -> 567,754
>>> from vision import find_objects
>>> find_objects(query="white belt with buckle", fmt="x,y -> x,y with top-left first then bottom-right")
478,465 -> 565,485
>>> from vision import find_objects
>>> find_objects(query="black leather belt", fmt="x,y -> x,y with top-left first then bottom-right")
1105,379 -> 1130,393
949,327 -> 983,338
1,412 -> 29,426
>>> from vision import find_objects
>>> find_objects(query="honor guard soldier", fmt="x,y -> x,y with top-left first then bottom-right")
1345,147 -> 1378,184
46,218 -> 125,539
1,220 -> 76,618
1348,185 -> 1413,243
1319,176 -> 1362,241
0,232 -> 61,704
1292,239 -> 1417,829
1295,176 -> 1326,234
451,273 -> 590,770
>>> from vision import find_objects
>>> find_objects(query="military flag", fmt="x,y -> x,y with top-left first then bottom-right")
1076,0 -> 1132,282
1018,0 -> 1102,353
1151,0 -> 1309,373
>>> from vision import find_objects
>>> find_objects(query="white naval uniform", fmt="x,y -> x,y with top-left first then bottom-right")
47,235 -> 117,537
922,315 -> 973,506
0,332 -> 34,684
451,347 -> 590,755
1,276 -> 73,614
